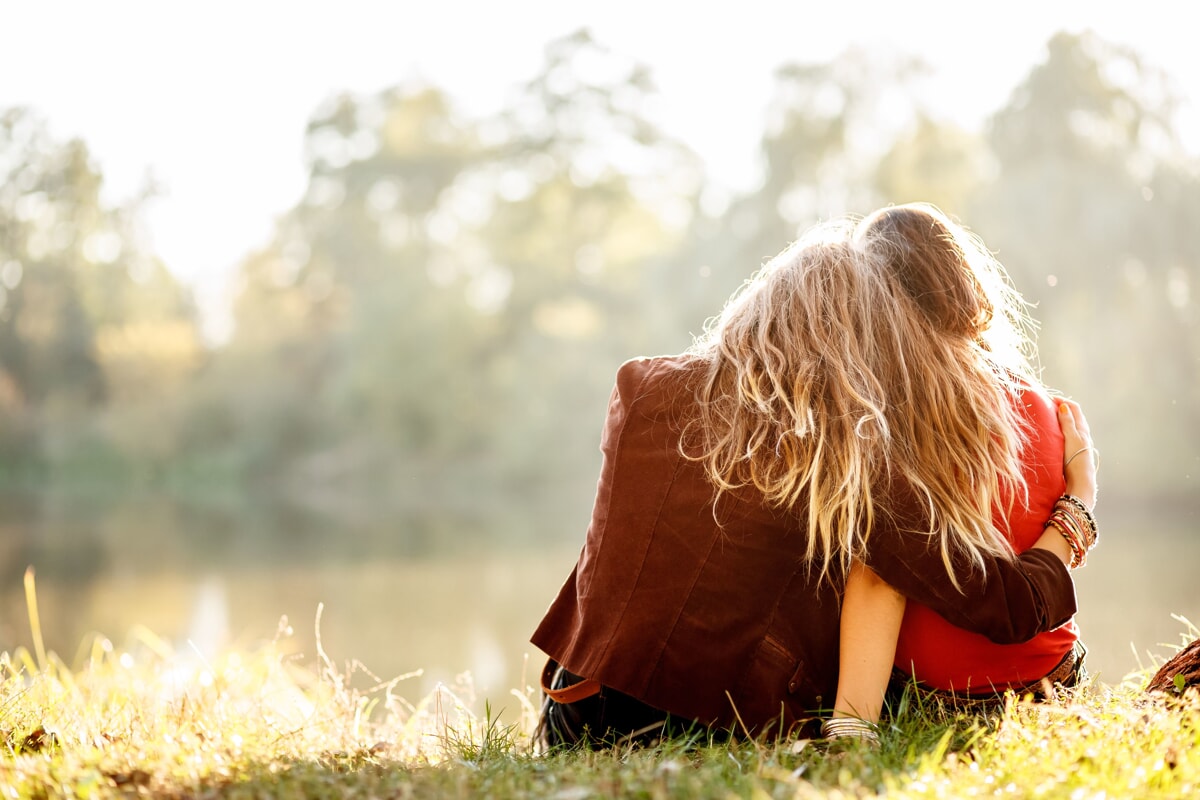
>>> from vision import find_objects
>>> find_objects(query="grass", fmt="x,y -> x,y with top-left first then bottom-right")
2,571 -> 1198,798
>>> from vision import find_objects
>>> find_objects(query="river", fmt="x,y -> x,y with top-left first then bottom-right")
1,489 -> 1195,710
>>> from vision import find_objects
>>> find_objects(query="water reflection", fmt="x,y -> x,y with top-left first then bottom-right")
187,575 -> 231,657
1,489 -> 1196,708
0,487 -> 578,705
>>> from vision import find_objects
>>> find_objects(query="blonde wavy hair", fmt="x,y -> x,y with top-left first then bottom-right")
686,203 -> 1041,587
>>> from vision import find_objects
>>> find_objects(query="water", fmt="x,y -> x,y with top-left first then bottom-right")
0,488 -> 582,706
1,489 -> 1195,708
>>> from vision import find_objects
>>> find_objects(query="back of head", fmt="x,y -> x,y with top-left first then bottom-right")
855,202 -> 1040,581
687,204 -> 1043,586
854,202 -> 1034,375
856,203 -> 991,338
687,220 -> 899,579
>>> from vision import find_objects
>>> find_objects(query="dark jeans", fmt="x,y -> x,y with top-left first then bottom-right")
540,642 -> 1088,748
537,660 -> 708,750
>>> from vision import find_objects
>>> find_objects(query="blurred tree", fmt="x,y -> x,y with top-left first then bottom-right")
638,44 -> 1044,403
209,29 -> 705,529
657,47 -> 941,341
975,30 -> 1198,495
468,29 -> 703,504
761,49 -> 928,227
199,85 -> 485,497
0,108 -> 201,472
873,115 -> 991,215
0,110 -> 106,416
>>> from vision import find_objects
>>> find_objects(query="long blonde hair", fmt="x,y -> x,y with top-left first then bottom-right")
686,204 -> 1041,586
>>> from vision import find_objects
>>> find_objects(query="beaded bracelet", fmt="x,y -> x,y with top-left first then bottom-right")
1057,497 -> 1098,550
1047,512 -> 1087,568
1047,495 -> 1098,569
1052,508 -> 1089,568
821,717 -> 881,745
1060,495 -> 1098,541
1057,505 -> 1094,551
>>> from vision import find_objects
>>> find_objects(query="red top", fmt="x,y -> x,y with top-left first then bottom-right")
893,384 -> 1078,691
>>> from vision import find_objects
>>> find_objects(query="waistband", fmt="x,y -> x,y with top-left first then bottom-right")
892,640 -> 1088,710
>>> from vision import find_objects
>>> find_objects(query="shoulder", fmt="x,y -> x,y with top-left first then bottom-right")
1010,378 -> 1060,424
615,353 -> 705,399
1009,379 -> 1065,463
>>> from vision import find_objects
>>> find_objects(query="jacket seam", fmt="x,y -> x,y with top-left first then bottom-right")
589,360 -> 681,677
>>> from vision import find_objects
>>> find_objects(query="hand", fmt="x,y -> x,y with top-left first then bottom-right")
1057,399 -> 1097,509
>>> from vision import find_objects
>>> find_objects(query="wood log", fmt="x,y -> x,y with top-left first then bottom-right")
1145,638 -> 1200,694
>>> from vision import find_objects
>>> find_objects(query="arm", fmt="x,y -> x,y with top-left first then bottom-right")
863,400 -> 1098,644
1030,399 -> 1097,564
832,559 -> 906,724
826,400 -> 1095,739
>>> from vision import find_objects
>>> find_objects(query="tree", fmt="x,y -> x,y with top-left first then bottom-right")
0,108 -> 202,469
202,29 -> 713,528
977,31 -> 1199,496
873,115 -> 991,215
199,84 -> 486,495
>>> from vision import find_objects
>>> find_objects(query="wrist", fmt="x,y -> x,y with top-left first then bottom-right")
822,716 -> 881,745
1046,494 -> 1099,569
1033,528 -> 1073,566
1063,481 -> 1096,510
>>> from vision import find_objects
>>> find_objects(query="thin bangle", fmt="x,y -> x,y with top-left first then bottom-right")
1065,446 -> 1100,470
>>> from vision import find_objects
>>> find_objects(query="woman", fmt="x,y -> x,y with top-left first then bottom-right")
827,203 -> 1097,740
531,213 -> 1096,748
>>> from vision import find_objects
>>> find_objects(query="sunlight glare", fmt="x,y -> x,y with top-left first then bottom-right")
1,259 -> 22,288
1167,267 -> 1189,309
366,179 -> 401,215
82,230 -> 123,264
574,243 -> 604,277
465,265 -> 513,314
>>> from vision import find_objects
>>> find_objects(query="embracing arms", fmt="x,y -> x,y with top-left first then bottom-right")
829,400 -> 1098,729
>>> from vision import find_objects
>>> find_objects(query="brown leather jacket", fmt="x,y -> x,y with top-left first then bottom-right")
531,354 -> 1077,736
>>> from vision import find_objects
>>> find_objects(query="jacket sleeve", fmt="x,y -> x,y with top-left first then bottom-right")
862,490 -> 1077,644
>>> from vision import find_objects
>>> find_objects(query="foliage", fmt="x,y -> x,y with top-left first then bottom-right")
0,27 -> 1198,523
973,31 -> 1200,492
0,107 -> 203,477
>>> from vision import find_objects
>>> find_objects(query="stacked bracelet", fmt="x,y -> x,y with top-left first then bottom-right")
1046,494 -> 1099,569
821,717 -> 881,745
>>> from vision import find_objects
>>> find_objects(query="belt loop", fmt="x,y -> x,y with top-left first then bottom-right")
541,659 -> 603,704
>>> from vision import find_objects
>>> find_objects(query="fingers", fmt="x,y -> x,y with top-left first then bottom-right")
1056,399 -> 1093,451
1057,401 -> 1085,450
1057,398 -> 1091,439
1057,397 -> 1099,509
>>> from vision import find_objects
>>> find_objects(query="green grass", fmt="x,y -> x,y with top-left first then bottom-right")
2,576 -> 1198,798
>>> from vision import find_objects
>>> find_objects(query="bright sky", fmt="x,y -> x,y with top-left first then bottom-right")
4,1 -> 1197,337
